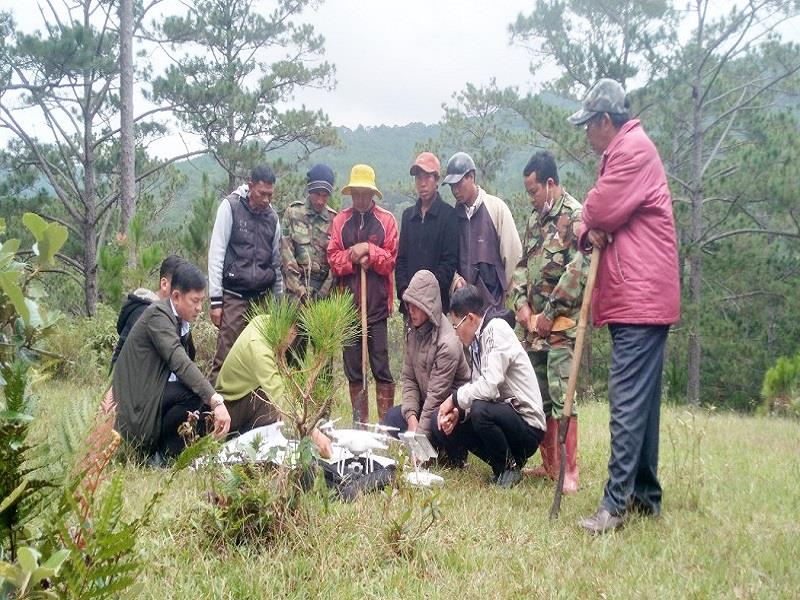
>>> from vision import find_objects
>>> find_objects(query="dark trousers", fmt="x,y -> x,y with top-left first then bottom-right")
383,405 -> 407,433
602,324 -> 669,516
448,400 -> 544,477
210,292 -> 257,385
160,381 -> 204,457
342,318 -> 393,384
226,391 -> 281,436
159,384 -> 281,458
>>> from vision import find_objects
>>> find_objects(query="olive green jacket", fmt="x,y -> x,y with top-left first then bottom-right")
113,298 -> 215,453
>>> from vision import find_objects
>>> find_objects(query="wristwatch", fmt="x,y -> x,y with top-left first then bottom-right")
209,395 -> 225,409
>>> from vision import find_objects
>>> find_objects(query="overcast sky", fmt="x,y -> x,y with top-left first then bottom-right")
0,1 -> 539,139
290,0 -> 538,128
1,0 -> 795,156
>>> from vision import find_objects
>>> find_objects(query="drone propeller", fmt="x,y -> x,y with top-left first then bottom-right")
319,417 -> 340,431
355,421 -> 400,433
372,423 -> 400,433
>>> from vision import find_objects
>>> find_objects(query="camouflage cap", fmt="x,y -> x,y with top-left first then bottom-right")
567,78 -> 628,126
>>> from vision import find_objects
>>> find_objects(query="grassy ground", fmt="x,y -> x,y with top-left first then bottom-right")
34,381 -> 800,599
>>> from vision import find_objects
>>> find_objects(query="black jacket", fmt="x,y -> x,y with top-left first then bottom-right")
395,193 -> 459,313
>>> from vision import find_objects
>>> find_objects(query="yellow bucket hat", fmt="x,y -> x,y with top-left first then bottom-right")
341,164 -> 382,199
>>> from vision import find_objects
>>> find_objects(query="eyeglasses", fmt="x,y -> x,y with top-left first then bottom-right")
584,113 -> 604,131
452,314 -> 468,330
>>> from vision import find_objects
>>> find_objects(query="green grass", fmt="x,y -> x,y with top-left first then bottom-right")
33,381 -> 800,599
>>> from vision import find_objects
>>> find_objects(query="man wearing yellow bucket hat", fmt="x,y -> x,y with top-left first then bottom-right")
327,164 -> 399,424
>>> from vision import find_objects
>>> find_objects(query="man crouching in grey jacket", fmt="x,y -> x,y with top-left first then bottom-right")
383,270 -> 471,464
437,285 -> 546,488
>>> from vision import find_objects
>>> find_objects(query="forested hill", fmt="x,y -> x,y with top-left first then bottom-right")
165,118 -> 539,229
166,122 -> 443,228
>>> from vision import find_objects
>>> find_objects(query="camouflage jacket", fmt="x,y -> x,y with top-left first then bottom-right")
281,198 -> 336,302
510,190 -> 587,351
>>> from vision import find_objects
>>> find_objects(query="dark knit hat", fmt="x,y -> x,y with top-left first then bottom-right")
307,163 -> 335,194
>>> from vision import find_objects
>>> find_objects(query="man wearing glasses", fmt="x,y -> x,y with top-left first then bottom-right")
437,285 -> 546,488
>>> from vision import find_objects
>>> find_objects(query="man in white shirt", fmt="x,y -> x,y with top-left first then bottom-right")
437,285 -> 545,488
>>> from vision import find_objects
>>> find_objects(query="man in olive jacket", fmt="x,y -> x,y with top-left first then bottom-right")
114,262 -> 231,457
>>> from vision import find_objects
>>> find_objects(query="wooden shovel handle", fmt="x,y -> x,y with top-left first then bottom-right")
360,266 -> 368,391
561,246 -> 601,420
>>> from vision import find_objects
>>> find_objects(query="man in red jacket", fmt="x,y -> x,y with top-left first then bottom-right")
327,164 -> 399,424
569,79 -> 680,534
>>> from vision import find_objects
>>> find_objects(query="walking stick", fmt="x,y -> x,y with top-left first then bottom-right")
550,246 -> 600,520
355,265 -> 369,424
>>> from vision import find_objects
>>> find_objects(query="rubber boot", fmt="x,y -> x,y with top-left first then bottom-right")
524,416 -> 557,477
375,382 -> 395,424
349,382 -> 369,425
560,416 -> 579,494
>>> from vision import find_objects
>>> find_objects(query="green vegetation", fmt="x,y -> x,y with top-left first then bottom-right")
26,381 -> 800,599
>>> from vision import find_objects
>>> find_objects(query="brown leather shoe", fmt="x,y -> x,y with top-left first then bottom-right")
579,507 -> 626,534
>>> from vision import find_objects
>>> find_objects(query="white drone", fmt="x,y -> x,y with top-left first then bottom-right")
319,419 -> 396,478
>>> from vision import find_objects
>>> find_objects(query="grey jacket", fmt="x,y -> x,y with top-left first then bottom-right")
400,270 -> 471,435
113,298 -> 215,453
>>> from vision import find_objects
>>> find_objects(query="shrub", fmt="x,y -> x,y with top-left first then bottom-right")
46,304 -> 118,384
760,351 -> 800,417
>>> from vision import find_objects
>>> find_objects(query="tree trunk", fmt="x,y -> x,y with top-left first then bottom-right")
119,0 -> 135,259
83,223 -> 98,316
686,4 -> 705,406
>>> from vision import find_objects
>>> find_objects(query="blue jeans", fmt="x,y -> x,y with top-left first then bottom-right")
602,324 -> 669,516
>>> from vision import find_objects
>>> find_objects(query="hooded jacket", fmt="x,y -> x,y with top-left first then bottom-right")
110,288 -> 157,370
400,270 -> 470,435
578,119 -> 680,326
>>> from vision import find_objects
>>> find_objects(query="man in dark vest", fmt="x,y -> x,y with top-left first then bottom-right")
443,152 -> 522,310
208,165 -> 284,383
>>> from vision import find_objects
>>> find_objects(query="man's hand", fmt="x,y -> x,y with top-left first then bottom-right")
210,307 -> 223,328
348,242 -> 370,263
406,414 -> 419,433
437,396 -> 459,436
358,254 -> 371,270
535,313 -> 553,338
209,395 -> 231,439
516,304 -> 533,330
311,428 -> 332,459
587,229 -> 613,249
453,274 -> 466,291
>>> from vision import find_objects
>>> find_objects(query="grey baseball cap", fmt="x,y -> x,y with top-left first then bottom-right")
568,78 -> 628,126
441,152 -> 476,185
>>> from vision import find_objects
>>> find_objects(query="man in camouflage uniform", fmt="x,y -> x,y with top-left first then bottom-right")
281,164 -> 337,304
511,150 -> 587,494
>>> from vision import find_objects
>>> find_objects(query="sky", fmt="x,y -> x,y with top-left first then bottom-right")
1,0 -> 796,157
0,0 -> 541,155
